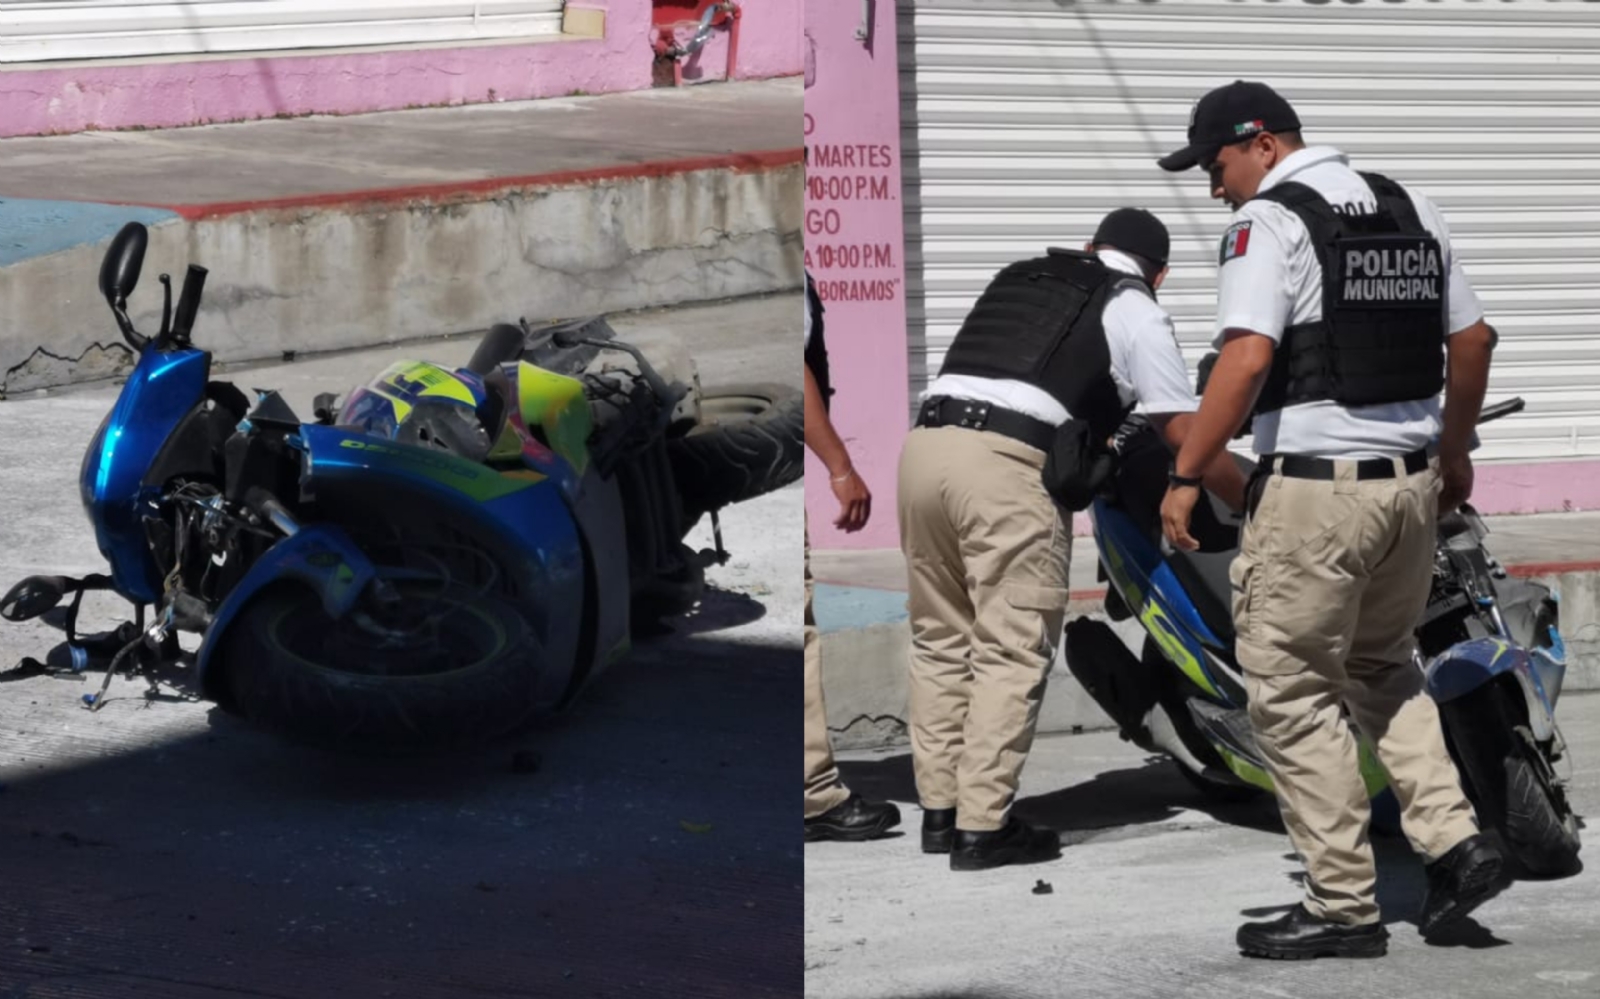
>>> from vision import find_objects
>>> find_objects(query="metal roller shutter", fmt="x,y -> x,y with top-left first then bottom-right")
0,1 -> 566,63
898,0 -> 1600,461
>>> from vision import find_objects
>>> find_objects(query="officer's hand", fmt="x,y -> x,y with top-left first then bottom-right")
1161,485 -> 1201,552
1438,450 -> 1474,515
831,469 -> 872,533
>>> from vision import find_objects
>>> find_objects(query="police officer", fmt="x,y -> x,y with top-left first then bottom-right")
804,271 -> 902,842
899,209 -> 1246,871
1157,80 -> 1505,957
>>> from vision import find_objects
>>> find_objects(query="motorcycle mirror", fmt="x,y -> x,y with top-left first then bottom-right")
98,222 -> 148,309
0,575 -> 72,622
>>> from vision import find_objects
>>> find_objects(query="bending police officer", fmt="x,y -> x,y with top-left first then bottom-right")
899,209 -> 1246,872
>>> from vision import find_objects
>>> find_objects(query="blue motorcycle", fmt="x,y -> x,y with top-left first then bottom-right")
1063,401 -> 1581,878
0,222 -> 802,750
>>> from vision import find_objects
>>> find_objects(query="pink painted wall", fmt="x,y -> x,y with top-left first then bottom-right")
1475,458 -> 1600,515
0,0 -> 798,138
666,1 -> 802,84
803,0 -> 910,551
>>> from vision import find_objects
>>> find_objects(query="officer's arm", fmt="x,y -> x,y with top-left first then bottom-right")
803,362 -> 852,477
1157,412 -> 1249,513
804,362 -> 854,479
1172,331 -> 1275,482
1439,320 -> 1495,460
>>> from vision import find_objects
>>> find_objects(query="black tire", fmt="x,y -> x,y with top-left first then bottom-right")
218,579 -> 544,752
667,382 -> 803,531
1501,749 -> 1583,877
1442,678 -> 1582,879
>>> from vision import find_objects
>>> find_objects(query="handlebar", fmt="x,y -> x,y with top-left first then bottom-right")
169,264 -> 208,344
1477,397 -> 1524,426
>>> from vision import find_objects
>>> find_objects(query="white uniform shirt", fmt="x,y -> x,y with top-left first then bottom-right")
1213,146 -> 1485,459
927,249 -> 1199,426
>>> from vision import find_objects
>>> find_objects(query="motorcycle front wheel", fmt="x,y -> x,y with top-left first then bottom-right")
217,579 -> 542,752
1440,677 -> 1582,878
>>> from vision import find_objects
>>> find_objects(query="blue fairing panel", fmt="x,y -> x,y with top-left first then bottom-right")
194,524 -> 377,686
1092,500 -> 1228,698
79,346 -> 210,603
293,425 -> 586,607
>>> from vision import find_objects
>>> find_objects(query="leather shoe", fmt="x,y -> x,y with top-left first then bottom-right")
804,794 -> 901,843
922,808 -> 955,854
1237,905 -> 1388,960
1419,832 -> 1507,935
949,817 -> 1060,871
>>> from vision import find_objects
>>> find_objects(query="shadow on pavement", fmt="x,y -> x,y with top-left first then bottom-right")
838,752 -> 1282,837
642,583 -> 770,640
0,629 -> 800,998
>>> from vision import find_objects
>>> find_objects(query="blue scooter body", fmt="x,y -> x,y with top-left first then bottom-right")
1088,461 -> 1569,800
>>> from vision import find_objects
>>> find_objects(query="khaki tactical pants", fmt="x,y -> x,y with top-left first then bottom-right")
804,520 -> 851,819
898,426 -> 1071,831
1233,457 -> 1479,924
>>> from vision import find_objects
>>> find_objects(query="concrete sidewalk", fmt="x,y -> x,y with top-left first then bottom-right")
0,76 -> 800,393
813,511 -> 1600,749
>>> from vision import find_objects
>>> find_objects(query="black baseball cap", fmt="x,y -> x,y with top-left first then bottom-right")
1157,81 -> 1302,172
1092,207 -> 1169,265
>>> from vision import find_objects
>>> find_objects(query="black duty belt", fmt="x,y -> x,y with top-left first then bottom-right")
916,396 -> 1057,452
1259,448 -> 1431,482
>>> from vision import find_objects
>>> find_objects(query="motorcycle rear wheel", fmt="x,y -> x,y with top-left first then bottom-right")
218,579 -> 542,752
667,382 -> 804,532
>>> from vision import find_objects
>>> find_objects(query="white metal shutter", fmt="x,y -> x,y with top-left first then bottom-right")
0,1 -> 566,63
898,0 -> 1600,461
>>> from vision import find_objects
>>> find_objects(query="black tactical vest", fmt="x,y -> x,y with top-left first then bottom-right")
803,273 -> 833,412
1248,172 -> 1447,415
938,249 -> 1146,440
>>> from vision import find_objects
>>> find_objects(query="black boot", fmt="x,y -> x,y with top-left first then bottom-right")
921,808 -> 955,854
949,817 -> 1060,872
1419,832 -> 1507,935
1237,905 -> 1388,960
804,795 -> 901,843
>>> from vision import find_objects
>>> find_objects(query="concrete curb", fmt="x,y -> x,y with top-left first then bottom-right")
2,152 -> 801,394
817,565 -> 1600,752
